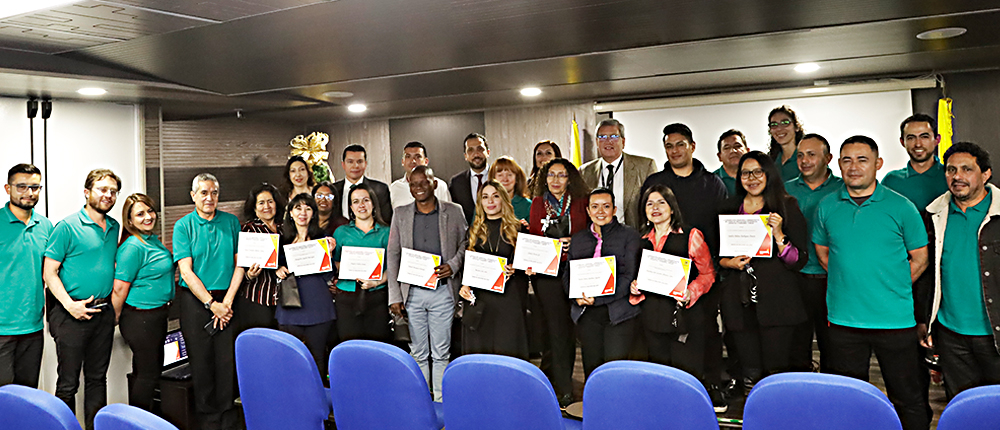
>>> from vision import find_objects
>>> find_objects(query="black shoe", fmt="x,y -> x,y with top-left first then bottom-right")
725,377 -> 744,399
742,376 -> 757,395
709,385 -> 728,413
558,393 -> 574,409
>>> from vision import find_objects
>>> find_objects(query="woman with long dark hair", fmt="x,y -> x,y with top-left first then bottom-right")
275,193 -> 337,376
112,193 -> 173,412
527,157 -> 588,406
766,105 -> 806,181
232,183 -> 286,334
313,181 -> 348,237
283,155 -> 316,199
527,140 -> 562,195
718,150 -> 809,391
628,184 -> 716,381
332,183 -> 391,342
458,180 -> 528,359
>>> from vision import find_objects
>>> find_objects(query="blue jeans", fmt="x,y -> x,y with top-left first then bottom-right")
406,284 -> 455,402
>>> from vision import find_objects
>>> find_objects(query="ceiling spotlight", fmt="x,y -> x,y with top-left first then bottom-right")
803,87 -> 830,94
77,87 -> 106,96
322,91 -> 354,99
916,27 -> 967,40
520,87 -> 542,97
347,103 -> 367,113
794,63 -> 820,74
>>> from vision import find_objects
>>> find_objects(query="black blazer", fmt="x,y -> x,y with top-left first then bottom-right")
332,178 -> 393,224
449,169 -> 478,225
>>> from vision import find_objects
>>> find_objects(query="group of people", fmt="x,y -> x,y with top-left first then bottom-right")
1,105 -> 997,430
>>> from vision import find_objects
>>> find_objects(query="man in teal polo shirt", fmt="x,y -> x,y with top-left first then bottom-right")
172,173 -> 242,430
42,169 -> 121,430
813,136 -> 931,430
924,142 -> 1000,398
882,113 -> 949,210
713,129 -> 748,197
784,133 -> 843,373
0,164 -> 52,388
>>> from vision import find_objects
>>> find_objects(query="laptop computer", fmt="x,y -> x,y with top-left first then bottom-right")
161,328 -> 191,381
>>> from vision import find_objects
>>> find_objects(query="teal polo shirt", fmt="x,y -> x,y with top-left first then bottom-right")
882,161 -> 948,211
115,234 -> 175,309
0,204 -> 53,335
938,190 -> 992,336
333,221 -> 390,292
44,207 -> 119,301
172,210 -> 240,291
774,147 -> 800,182
512,195 -> 532,221
812,182 -> 928,329
713,166 -> 737,197
785,172 -> 844,275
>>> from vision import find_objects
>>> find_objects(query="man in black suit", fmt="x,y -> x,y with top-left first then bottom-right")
449,133 -> 491,225
333,144 -> 393,223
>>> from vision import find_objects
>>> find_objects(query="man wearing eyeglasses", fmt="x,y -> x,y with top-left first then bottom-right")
580,119 -> 657,230
42,168 -> 121,430
713,129 -> 749,196
0,164 -> 52,389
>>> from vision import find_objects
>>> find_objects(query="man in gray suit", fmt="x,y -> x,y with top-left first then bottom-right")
580,118 -> 658,230
387,165 -> 467,402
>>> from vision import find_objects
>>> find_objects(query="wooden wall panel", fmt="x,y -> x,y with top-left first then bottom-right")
161,117 -> 302,169
316,119 -> 392,183
484,103 -> 598,174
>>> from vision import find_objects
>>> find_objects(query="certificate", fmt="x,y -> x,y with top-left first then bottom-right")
397,248 -> 441,289
568,256 -> 616,299
338,246 -> 384,281
719,215 -> 773,258
636,249 -> 691,299
462,250 -> 508,293
284,238 -> 333,275
237,232 -> 280,269
512,233 -> 562,276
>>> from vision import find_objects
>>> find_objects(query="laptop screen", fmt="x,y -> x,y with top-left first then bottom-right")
163,329 -> 188,368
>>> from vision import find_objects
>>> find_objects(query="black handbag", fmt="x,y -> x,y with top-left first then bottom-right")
278,276 -> 302,308
544,214 -> 571,238
391,312 -> 411,343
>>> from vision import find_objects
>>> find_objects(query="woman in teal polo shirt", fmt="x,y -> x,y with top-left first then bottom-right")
332,183 -> 391,342
111,193 -> 174,412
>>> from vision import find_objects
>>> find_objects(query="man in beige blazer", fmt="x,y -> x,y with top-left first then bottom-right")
580,118 -> 658,230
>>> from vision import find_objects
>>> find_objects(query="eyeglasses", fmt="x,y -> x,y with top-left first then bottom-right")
547,173 -> 569,179
740,169 -> 765,179
91,187 -> 119,196
768,119 -> 793,129
314,194 -> 335,201
596,134 -> 622,141
11,184 -> 42,193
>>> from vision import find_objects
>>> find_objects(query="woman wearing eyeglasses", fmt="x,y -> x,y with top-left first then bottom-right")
718,150 -> 809,393
526,157 -> 589,407
313,181 -> 348,237
766,105 -> 806,181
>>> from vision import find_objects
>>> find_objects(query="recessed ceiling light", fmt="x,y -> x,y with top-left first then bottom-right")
803,87 -> 830,94
322,91 -> 354,99
916,27 -> 967,40
593,105 -> 604,111
347,104 -> 367,113
520,87 -> 542,97
77,87 -> 106,96
794,63 -> 820,74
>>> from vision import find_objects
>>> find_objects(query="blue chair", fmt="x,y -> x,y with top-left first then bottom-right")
743,372 -> 902,430
0,384 -> 81,430
329,340 -> 444,430
582,360 -> 718,430
443,354 -> 581,430
94,403 -> 178,430
937,384 -> 1000,430
236,328 -> 331,430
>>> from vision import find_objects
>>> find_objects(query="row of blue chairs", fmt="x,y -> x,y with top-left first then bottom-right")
235,327 -> 1000,430
0,384 -> 177,430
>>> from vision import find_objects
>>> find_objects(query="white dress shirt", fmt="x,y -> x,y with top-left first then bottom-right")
599,155 -> 626,223
342,176 -> 365,218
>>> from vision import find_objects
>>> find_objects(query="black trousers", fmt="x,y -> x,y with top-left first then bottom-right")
533,274 -> 576,397
730,304 -> 796,379
700,285 -> 725,387
0,330 -> 43,388
792,275 -> 830,372
281,321 -> 334,379
577,305 -> 636,379
335,287 -> 391,342
119,303 -> 169,412
179,289 -> 238,430
235,294 -> 276,335
48,302 -> 115,430
645,327 -> 704,380
934,321 -> 1000,399
828,324 -> 931,430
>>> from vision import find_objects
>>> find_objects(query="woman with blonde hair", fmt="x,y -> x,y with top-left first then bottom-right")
487,156 -> 531,220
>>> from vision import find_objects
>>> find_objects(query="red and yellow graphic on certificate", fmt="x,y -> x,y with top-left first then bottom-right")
237,232 -> 281,269
397,248 -> 441,289
512,233 -> 563,276
568,256 -> 616,299
719,214 -> 773,258
462,250 -> 508,293
284,238 -> 334,275
636,249 -> 691,299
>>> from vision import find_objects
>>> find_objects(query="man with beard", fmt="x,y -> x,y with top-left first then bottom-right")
43,168 -> 121,430
450,133 -> 491,225
0,164 -> 52,388
713,129 -> 749,197
883,114 -> 949,210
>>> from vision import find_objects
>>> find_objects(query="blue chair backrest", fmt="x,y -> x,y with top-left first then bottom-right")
236,328 -> 330,430
582,360 -> 719,430
329,340 -> 440,430
94,403 -> 178,430
937,384 -> 1000,430
0,384 -> 81,430
442,354 -> 567,430
743,372 -> 903,430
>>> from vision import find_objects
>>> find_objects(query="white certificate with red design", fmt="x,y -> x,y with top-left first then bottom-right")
719,215 -> 773,258
284,238 -> 334,275
512,233 -> 562,276
636,249 -> 691,299
397,248 -> 441,289
338,246 -> 384,281
568,256 -> 616,299
237,232 -> 280,269
462,250 -> 508,293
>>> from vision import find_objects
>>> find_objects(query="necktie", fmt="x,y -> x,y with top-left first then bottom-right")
605,164 -> 615,190
475,174 -> 484,199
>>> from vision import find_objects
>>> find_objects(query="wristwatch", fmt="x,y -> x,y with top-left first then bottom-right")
778,235 -> 788,245
204,299 -> 215,310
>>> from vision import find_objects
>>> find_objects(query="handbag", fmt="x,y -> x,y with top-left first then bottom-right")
391,312 -> 411,343
544,214 -> 571,238
278,276 -> 302,308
